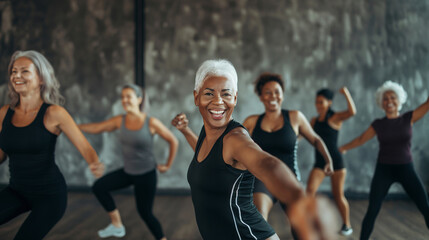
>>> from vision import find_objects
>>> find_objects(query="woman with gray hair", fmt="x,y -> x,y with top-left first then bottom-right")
339,81 -> 429,240
79,84 -> 178,240
172,59 -> 333,240
0,50 -> 104,240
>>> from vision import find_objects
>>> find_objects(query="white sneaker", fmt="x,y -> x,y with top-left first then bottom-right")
98,224 -> 126,238
339,224 -> 353,236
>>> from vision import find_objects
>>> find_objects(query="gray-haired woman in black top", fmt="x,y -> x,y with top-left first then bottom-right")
0,50 -> 103,240
172,59 -> 334,240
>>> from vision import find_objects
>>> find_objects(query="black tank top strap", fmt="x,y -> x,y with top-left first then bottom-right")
34,103 -> 50,124
3,106 -> 14,128
222,120 -> 243,138
324,108 -> 335,122
282,109 -> 290,124
255,113 -> 265,129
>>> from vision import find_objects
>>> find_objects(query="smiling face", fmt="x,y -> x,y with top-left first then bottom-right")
10,57 -> 43,96
315,95 -> 332,115
194,76 -> 237,129
259,81 -> 283,112
382,90 -> 400,114
121,88 -> 143,112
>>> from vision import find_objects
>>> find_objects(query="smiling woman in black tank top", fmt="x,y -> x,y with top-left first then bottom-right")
172,60 -> 336,240
242,73 -> 333,239
0,50 -> 103,240
306,87 -> 356,236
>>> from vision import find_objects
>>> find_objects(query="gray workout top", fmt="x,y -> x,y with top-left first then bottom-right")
120,115 -> 157,175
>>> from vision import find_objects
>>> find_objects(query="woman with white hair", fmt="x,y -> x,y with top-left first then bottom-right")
172,59 -> 332,240
339,81 -> 429,240
0,50 -> 104,240
79,83 -> 178,240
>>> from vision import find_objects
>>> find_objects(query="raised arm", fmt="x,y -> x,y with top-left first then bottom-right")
339,126 -> 376,153
411,96 -> 429,124
78,115 -> 122,134
332,87 -> 357,121
46,105 -> 104,177
224,129 -> 332,240
224,128 -> 304,205
171,113 -> 198,151
296,111 -> 333,175
149,117 -> 179,173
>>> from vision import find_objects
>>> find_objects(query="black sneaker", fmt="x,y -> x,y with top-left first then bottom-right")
340,224 -> 353,236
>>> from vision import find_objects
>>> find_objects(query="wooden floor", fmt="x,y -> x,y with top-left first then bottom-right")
0,192 -> 428,240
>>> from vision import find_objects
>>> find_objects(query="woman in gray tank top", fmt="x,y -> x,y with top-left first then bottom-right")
79,84 -> 178,240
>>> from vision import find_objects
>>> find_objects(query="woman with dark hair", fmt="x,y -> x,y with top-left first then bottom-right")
339,81 -> 429,240
172,60 -> 334,240
0,50 -> 104,240
306,87 -> 356,236
241,73 -> 333,239
79,83 -> 178,240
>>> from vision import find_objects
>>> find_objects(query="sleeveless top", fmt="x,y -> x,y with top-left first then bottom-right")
187,120 -> 275,240
252,109 -> 300,180
0,103 -> 66,195
371,111 -> 413,164
313,109 -> 344,170
119,115 -> 157,175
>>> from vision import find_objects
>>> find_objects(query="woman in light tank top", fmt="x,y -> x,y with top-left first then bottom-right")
339,81 -> 429,240
79,84 -> 178,240
306,87 -> 356,236
242,73 -> 334,239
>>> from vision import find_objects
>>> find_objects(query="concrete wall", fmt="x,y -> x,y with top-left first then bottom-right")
1,0 -> 429,194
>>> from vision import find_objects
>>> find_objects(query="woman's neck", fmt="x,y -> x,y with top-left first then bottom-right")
386,111 -> 400,119
17,95 -> 43,112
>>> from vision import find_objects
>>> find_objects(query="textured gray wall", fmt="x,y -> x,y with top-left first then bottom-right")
1,0 -> 429,194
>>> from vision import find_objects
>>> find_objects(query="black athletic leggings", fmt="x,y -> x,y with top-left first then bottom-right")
360,162 -> 429,240
92,168 -> 164,240
0,186 -> 67,240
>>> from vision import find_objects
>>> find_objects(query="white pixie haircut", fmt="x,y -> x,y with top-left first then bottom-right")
375,80 -> 407,111
194,59 -> 238,93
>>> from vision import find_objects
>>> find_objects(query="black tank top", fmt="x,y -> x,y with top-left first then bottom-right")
187,120 -> 275,240
252,109 -> 299,179
0,103 -> 66,194
313,109 -> 343,167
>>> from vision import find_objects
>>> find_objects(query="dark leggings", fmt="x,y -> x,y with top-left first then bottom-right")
0,186 -> 67,240
92,168 -> 164,240
360,163 -> 429,240
254,178 -> 299,240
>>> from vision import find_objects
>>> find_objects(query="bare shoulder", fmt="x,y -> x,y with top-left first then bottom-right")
46,104 -> 67,115
243,114 -> 258,124
148,116 -> 161,125
242,114 -> 259,133
288,110 -> 302,121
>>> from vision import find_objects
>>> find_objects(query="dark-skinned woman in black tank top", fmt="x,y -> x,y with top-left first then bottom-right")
172,60 -> 335,240
0,50 -> 104,240
242,73 -> 333,239
306,87 -> 356,236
